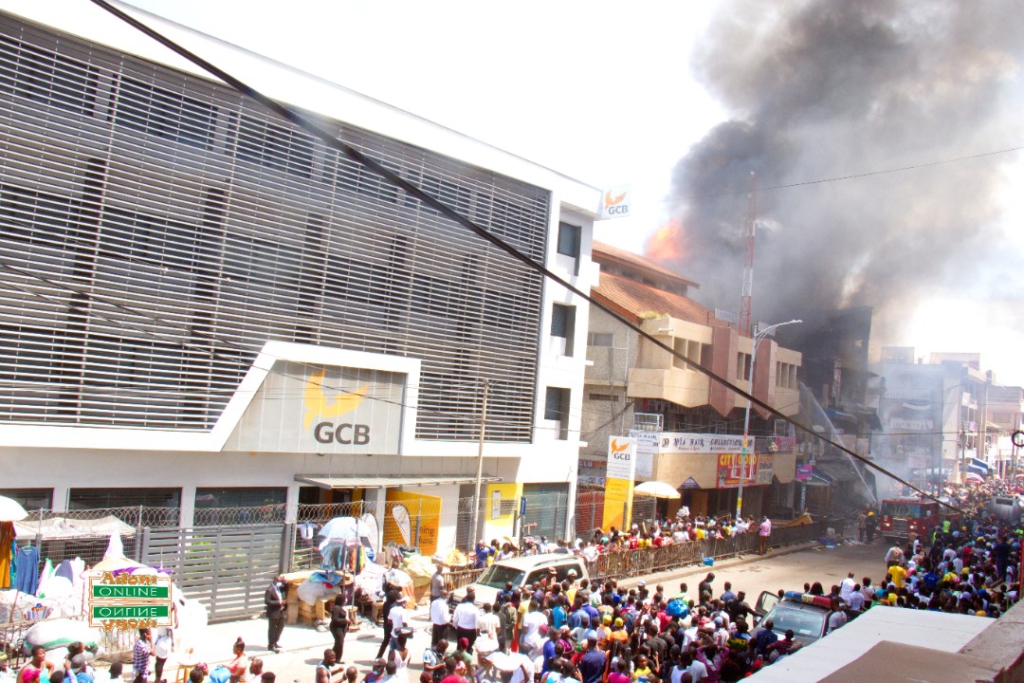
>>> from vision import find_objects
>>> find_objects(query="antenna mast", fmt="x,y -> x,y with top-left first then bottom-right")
739,172 -> 757,337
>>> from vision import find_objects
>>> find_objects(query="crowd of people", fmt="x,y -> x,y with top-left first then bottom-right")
11,483 -> 1020,683
473,514 -> 775,569
406,484 -> 1021,683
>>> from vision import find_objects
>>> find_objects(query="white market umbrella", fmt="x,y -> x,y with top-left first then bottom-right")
634,481 -> 682,499
0,495 -> 27,522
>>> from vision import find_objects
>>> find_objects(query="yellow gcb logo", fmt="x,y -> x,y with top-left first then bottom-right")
610,438 -> 632,459
304,369 -> 371,445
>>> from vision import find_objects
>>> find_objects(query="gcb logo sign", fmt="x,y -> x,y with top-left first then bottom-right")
599,186 -> 632,220
606,437 -> 637,480
304,369 -> 372,446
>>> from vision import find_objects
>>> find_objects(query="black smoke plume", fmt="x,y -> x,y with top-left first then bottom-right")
658,0 -> 1024,344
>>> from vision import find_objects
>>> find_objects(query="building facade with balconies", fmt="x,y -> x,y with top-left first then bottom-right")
580,242 -> 802,519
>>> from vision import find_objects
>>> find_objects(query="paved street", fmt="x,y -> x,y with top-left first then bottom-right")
189,541 -> 888,683
637,540 -> 885,603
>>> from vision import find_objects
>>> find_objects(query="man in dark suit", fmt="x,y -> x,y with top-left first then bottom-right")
265,575 -> 286,653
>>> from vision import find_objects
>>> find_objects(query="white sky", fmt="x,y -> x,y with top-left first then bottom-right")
81,1 -> 1024,387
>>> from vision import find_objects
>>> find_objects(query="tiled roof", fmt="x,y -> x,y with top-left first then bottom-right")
592,241 -> 699,289
594,271 -> 722,326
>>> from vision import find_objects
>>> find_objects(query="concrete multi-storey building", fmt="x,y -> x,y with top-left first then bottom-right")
580,242 -> 803,520
0,2 -> 599,550
987,385 -> 1023,479
871,348 -> 995,491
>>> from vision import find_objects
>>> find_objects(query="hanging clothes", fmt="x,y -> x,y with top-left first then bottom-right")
14,544 -> 39,594
0,522 -> 14,588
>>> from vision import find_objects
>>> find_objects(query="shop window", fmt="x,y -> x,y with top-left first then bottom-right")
0,488 -> 52,511
557,222 -> 580,259
545,386 -> 570,440
195,487 -> 286,508
551,303 -> 576,356
68,488 -> 180,509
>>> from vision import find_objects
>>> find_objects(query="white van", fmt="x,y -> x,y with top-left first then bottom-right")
453,553 -> 589,606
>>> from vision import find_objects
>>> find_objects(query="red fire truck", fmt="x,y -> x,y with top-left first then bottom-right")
878,497 -> 940,541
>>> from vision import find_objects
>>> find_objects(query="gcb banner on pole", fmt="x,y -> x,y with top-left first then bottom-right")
603,436 -> 637,531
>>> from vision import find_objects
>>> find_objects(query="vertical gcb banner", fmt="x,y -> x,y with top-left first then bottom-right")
603,436 -> 637,531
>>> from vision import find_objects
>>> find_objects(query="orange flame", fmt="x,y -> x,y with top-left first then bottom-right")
644,218 -> 684,262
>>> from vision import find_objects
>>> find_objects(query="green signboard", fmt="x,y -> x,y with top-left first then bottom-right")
92,585 -> 170,599
91,605 -> 170,620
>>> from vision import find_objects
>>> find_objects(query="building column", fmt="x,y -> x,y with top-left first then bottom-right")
50,486 -> 69,512
363,486 -> 388,555
180,484 -> 196,527
285,483 -> 300,524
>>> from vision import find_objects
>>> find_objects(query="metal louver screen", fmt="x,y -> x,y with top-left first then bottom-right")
0,17 -> 549,441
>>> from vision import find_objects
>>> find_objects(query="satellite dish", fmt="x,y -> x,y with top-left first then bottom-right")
812,425 -> 825,433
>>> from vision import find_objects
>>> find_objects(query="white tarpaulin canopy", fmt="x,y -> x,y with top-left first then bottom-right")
14,515 -> 135,539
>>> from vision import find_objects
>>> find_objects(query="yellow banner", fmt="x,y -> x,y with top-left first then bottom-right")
602,477 -> 635,531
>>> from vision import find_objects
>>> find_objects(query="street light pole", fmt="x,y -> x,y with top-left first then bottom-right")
736,319 -> 801,523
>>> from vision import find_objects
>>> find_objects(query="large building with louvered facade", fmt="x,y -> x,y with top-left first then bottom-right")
0,1 -> 599,549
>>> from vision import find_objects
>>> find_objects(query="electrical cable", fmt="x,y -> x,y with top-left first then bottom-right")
85,0 -> 974,518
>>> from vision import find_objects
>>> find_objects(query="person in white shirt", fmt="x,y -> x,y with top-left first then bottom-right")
884,545 -> 904,571
839,572 -> 856,604
477,603 -> 500,640
387,596 -> 407,652
680,650 -> 707,683
847,585 -> 865,613
430,591 -> 450,646
520,602 -> 548,655
826,598 -> 848,633
452,593 -> 480,653
682,615 -> 700,647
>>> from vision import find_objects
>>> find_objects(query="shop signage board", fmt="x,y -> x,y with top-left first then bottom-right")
659,433 -> 745,453
225,361 -> 405,454
717,453 -> 756,488
629,429 -> 658,477
89,573 -> 173,631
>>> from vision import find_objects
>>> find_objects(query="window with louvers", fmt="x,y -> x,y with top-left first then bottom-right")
0,18 -> 551,442
0,34 -> 97,116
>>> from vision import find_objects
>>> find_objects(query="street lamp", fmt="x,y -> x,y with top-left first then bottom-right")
736,319 -> 802,523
